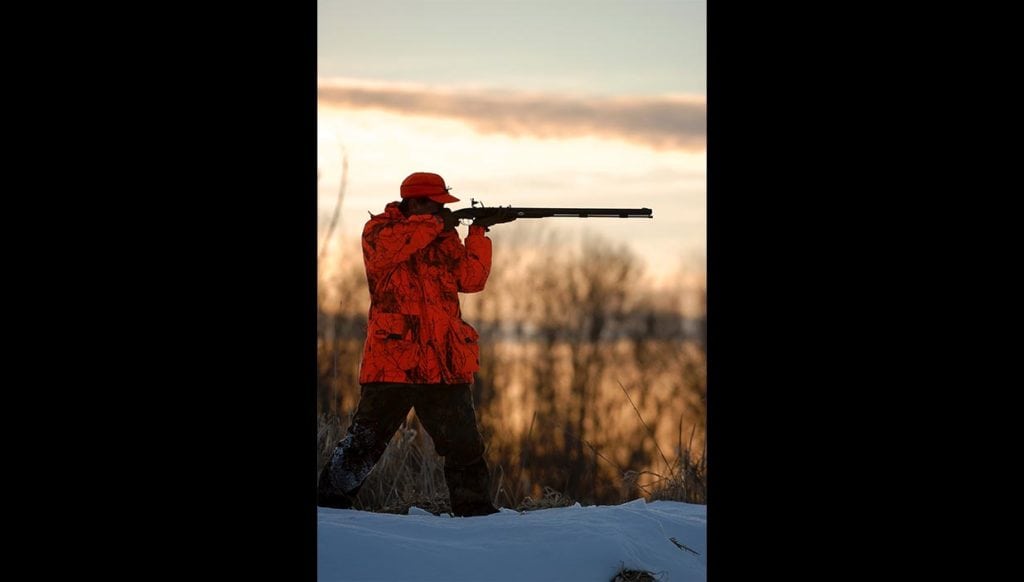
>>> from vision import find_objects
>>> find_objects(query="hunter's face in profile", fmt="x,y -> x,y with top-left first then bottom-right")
406,197 -> 444,215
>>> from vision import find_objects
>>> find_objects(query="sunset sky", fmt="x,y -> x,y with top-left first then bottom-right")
317,0 -> 706,286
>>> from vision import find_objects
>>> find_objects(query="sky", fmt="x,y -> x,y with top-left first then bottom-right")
318,499 -> 707,581
318,0 -> 706,285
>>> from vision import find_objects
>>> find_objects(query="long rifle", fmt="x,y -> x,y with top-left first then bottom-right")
450,199 -> 653,221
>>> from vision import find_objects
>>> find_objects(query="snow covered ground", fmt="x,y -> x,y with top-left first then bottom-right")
317,498 -> 706,581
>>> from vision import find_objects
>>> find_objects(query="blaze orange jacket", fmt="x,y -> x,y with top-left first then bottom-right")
358,202 -> 492,385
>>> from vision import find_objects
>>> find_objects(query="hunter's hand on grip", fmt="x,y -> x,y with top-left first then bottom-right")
437,208 -> 460,231
473,209 -> 518,228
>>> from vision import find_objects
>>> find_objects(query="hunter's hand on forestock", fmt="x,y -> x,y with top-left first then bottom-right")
473,209 -> 518,229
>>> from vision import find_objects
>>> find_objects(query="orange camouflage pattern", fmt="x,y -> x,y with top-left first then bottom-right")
358,202 -> 492,384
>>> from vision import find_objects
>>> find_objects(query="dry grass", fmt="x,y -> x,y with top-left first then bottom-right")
318,412 -> 453,515
356,420 -> 450,514
619,381 -> 707,505
621,447 -> 705,505
318,413 -> 580,514
316,385 -> 706,514
516,486 -> 577,511
647,453 -> 706,505
317,413 -> 345,470
612,565 -> 662,581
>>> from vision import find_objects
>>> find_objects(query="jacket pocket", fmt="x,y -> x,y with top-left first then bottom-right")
371,313 -> 411,340
369,313 -> 421,370
460,321 -> 479,344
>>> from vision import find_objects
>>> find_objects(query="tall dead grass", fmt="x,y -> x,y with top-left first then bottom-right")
317,391 -> 706,514
318,412 -> 451,515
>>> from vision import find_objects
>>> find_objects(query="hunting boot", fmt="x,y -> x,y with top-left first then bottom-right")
446,458 -> 499,517
317,442 -> 366,509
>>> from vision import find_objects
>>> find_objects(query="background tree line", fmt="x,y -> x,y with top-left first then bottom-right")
317,223 -> 706,511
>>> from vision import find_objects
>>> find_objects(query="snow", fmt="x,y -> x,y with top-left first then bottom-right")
318,498 -> 706,581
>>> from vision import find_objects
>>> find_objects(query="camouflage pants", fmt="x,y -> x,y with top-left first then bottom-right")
322,382 -> 495,516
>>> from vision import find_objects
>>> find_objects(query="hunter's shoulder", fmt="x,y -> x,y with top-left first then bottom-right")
363,203 -> 444,233
363,203 -> 400,226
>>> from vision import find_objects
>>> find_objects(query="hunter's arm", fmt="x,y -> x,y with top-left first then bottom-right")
437,225 -> 491,293
458,225 -> 492,292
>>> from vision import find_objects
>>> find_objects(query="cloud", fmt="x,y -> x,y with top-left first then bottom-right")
318,79 -> 705,152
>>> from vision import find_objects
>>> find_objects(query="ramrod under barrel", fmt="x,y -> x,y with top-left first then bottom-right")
451,207 -> 654,219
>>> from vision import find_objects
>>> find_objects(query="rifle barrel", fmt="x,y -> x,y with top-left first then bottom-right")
452,207 -> 653,219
